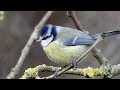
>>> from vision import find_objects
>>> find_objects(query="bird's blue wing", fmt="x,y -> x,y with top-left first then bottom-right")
63,33 -> 96,46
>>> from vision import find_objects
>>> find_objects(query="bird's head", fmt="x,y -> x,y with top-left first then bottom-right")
36,24 -> 60,47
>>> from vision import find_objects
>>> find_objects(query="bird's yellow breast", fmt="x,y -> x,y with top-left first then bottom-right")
43,41 -> 90,64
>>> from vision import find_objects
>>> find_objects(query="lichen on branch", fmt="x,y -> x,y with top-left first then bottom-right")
20,64 -> 104,79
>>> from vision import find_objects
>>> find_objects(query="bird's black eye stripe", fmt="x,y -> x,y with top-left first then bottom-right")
42,36 -> 51,40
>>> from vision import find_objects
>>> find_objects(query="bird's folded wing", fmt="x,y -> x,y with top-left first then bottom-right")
63,34 -> 96,46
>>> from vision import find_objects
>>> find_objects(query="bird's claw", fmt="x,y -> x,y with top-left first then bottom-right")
72,60 -> 78,69
52,68 -> 62,79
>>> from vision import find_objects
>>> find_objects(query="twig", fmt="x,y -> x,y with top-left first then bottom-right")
92,48 -> 108,65
67,11 -> 85,32
41,35 -> 104,79
6,11 -> 54,79
67,11 -> 109,65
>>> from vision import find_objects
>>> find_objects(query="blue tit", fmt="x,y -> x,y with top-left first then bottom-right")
36,24 -> 120,65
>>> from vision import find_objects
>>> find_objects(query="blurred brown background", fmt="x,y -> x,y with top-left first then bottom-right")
0,11 -> 120,79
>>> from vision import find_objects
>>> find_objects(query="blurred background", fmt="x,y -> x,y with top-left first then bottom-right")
0,11 -> 120,79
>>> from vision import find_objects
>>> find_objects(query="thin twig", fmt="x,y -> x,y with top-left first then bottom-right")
67,11 -> 108,65
92,48 -> 108,65
6,11 -> 54,79
67,11 -> 85,32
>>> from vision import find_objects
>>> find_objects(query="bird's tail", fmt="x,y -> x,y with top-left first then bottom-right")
92,30 -> 120,39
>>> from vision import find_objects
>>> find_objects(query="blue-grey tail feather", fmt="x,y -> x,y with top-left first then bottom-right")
91,30 -> 120,39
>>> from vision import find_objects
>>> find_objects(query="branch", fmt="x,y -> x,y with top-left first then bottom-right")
6,11 -> 54,79
98,63 -> 120,78
67,11 -> 109,65
20,64 -> 102,79
92,48 -> 108,65
67,11 -> 85,32
20,63 -> 120,79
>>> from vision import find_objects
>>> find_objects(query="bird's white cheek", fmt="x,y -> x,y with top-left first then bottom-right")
41,35 -> 54,47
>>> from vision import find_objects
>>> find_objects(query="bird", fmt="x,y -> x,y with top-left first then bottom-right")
36,24 -> 120,67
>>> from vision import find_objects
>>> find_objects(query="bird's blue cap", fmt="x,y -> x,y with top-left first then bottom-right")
40,25 -> 49,36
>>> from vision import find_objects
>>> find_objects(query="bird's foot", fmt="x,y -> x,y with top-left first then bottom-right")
52,68 -> 62,79
72,60 -> 78,70
52,65 -> 69,79
52,62 -> 78,79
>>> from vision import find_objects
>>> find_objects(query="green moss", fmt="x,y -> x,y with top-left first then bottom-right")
79,67 -> 103,78
21,68 -> 38,79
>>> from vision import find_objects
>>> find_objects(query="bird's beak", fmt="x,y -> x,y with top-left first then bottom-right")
36,37 -> 42,42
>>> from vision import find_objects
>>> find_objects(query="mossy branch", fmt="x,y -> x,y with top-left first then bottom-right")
20,63 -> 120,79
20,64 -> 103,79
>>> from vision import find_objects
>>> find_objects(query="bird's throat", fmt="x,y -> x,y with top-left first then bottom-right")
41,35 -> 54,47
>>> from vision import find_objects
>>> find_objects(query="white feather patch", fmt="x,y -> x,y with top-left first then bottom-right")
72,36 -> 78,44
41,35 -> 54,47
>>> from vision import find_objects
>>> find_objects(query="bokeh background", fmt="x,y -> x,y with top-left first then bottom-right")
0,11 -> 120,79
